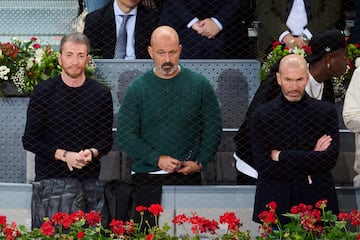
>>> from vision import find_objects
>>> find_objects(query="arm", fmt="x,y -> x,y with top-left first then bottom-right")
343,68 -> 360,133
256,0 -> 290,42
116,84 -> 162,169
22,86 -> 57,160
278,106 -> 340,173
193,79 -> 222,166
159,0 -> 197,29
306,0 -> 342,35
92,89 -> 114,157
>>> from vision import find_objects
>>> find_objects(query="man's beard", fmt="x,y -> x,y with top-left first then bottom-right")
158,62 -> 177,76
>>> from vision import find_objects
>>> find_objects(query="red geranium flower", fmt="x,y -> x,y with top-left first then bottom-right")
77,231 -> 85,239
40,221 -> 55,236
135,205 -> 147,213
85,210 -> 101,227
148,204 -> 163,217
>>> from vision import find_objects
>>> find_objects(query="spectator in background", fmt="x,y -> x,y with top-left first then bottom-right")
22,32 -> 113,228
343,66 -> 360,186
234,29 -> 348,184
251,54 -> 339,224
256,0 -> 342,60
116,26 -> 222,227
83,0 -> 159,59
159,0 -> 242,59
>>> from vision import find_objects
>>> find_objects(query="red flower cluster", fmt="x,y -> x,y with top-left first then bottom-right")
1,42 -> 19,59
258,199 -> 360,239
290,203 -> 322,234
172,211 -> 243,236
0,217 -> 21,240
338,209 -> 360,227
40,210 -> 101,238
109,219 -> 135,238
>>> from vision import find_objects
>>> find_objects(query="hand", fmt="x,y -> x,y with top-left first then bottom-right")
176,160 -> 202,175
191,20 -> 203,33
158,155 -> 181,173
79,149 -> 93,163
282,34 -> 298,49
271,150 -> 281,161
64,151 -> 88,171
314,134 -> 332,151
195,18 -> 220,39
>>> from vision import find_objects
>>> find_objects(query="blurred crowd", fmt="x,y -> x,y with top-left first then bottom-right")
76,0 -> 359,60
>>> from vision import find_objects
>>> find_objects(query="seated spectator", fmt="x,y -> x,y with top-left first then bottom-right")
159,0 -> 242,59
256,0 -> 342,60
83,0 -> 159,59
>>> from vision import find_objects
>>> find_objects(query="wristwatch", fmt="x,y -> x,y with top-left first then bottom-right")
301,34 -> 309,43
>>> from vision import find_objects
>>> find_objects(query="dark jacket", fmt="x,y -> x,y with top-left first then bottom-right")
233,63 -> 335,171
251,94 -> 339,224
159,0 -> 241,59
83,3 -> 159,59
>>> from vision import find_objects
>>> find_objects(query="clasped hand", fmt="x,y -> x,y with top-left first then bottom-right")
158,155 -> 201,175
192,18 -> 220,39
64,149 -> 92,171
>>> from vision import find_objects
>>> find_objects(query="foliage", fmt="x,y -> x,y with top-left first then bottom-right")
259,41 -> 360,102
256,199 -> 360,240
0,201 -> 359,239
0,204 -> 250,240
259,41 -> 312,81
0,37 -> 96,97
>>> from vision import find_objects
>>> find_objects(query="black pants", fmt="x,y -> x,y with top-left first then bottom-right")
132,172 -> 202,229
31,178 -> 105,229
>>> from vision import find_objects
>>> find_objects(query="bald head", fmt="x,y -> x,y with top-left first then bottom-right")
276,54 -> 309,102
278,54 -> 308,74
148,25 -> 182,79
150,25 -> 180,47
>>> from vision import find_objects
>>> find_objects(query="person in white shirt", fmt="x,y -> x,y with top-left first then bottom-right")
256,0 -> 342,60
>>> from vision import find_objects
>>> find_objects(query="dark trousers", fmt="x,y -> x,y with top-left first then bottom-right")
132,172 -> 202,229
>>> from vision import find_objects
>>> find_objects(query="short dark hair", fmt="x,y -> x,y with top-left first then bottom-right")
60,32 -> 90,54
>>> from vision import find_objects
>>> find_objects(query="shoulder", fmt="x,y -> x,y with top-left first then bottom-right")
137,4 -> 159,15
86,78 -> 111,93
34,76 -> 61,91
127,69 -> 154,88
85,3 -> 113,22
181,67 -> 209,82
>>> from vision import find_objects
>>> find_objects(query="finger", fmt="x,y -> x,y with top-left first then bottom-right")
67,162 -> 73,171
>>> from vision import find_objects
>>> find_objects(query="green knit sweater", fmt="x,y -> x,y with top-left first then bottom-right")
116,66 -> 222,173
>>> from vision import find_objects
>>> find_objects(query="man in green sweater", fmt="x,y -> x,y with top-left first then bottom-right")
116,25 -> 222,226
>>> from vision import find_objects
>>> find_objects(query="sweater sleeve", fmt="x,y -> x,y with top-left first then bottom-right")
195,79 -> 222,165
22,84 -> 58,160
116,84 -> 162,169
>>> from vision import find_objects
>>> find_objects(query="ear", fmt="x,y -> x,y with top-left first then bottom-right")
57,52 -> 62,66
276,72 -> 281,86
148,46 -> 153,59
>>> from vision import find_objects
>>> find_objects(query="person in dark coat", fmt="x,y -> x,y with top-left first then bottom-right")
83,0 -> 159,59
233,29 -> 348,184
251,54 -> 339,224
158,0 -> 242,59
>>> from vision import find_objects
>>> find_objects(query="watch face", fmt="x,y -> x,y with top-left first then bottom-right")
302,34 -> 308,42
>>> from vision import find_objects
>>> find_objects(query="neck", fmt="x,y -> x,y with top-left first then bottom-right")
61,72 -> 86,87
309,62 -> 328,83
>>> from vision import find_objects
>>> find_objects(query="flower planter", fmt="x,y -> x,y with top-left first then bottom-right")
2,82 -> 23,97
